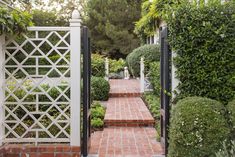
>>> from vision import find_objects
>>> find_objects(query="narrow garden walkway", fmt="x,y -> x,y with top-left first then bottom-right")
90,79 -> 164,157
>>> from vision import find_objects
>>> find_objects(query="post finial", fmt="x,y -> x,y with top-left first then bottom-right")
72,10 -> 80,19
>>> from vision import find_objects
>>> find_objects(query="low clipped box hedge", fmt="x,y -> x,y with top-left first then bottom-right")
168,97 -> 230,157
126,44 -> 160,77
91,77 -> 110,101
167,2 -> 235,104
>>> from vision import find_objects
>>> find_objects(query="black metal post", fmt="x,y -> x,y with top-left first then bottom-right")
160,27 -> 171,156
82,26 -> 90,157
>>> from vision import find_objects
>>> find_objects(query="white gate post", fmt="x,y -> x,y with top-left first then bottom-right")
0,35 -> 5,146
70,10 -> 81,146
172,51 -> 180,99
105,57 -> 109,81
140,57 -> 145,93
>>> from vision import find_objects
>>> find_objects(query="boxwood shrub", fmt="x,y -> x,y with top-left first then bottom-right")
168,97 -> 230,157
167,2 -> 235,104
91,77 -> 110,101
126,44 -> 160,77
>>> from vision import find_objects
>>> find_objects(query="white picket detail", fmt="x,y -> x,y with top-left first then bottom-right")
140,57 -> 153,93
105,57 -> 109,81
140,57 -> 145,93
0,10 -> 81,145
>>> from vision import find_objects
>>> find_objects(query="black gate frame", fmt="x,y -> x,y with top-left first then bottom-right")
82,26 -> 91,157
160,26 -> 171,155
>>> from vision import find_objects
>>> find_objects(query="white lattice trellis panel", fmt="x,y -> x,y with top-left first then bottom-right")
3,27 -> 72,144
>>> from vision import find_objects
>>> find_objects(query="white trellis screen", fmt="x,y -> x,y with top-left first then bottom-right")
0,10 -> 81,146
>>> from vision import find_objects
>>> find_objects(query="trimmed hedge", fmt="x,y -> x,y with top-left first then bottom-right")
91,77 -> 110,101
149,61 -> 160,95
126,44 -> 160,77
167,2 -> 235,104
168,97 -> 230,157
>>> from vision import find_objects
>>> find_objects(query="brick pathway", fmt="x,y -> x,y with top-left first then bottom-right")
89,127 -> 163,157
104,97 -> 154,127
109,79 -> 141,97
90,79 -> 164,157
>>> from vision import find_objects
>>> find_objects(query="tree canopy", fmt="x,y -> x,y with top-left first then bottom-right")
84,0 -> 142,58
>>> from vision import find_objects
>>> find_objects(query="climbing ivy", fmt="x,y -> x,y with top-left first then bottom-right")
0,7 -> 33,35
167,1 -> 235,104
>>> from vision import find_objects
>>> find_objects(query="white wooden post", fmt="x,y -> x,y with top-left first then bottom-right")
70,10 -> 81,146
0,35 -> 5,146
140,57 -> 145,93
172,51 -> 180,99
105,57 -> 109,81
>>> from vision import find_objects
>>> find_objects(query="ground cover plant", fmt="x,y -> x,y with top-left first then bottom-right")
91,102 -> 106,130
143,92 -> 161,141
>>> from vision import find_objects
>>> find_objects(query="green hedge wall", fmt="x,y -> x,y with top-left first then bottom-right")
149,61 -> 160,96
167,2 -> 235,104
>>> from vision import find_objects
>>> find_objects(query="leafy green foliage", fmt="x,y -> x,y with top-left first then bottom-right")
227,99 -> 235,139
168,97 -> 230,157
109,58 -> 126,73
84,0 -> 142,56
143,92 -> 161,141
167,2 -> 235,104
91,102 -> 106,119
32,9 -> 68,26
134,0 -> 182,40
91,118 -> 104,128
91,102 -> 106,128
91,77 -> 110,101
216,141 -> 235,157
126,44 -> 160,77
91,54 -> 105,77
149,62 -> 160,96
0,7 -> 33,35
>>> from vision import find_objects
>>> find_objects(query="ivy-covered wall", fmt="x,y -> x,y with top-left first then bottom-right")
167,1 -> 235,104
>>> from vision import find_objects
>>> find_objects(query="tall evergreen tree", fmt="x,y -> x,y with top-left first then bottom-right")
84,0 -> 142,58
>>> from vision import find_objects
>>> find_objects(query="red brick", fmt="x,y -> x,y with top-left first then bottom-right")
109,79 -> 141,98
71,153 -> 80,157
104,97 -> 155,127
55,153 -> 71,157
71,147 -> 80,152
89,127 -> 164,156
38,153 -> 54,157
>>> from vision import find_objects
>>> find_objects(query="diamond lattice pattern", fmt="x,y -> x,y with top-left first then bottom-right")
3,30 -> 71,144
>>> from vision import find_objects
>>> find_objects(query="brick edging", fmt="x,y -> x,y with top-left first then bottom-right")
0,144 -> 80,157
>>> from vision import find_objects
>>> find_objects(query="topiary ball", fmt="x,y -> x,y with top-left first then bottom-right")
91,77 -> 110,101
168,97 -> 230,157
